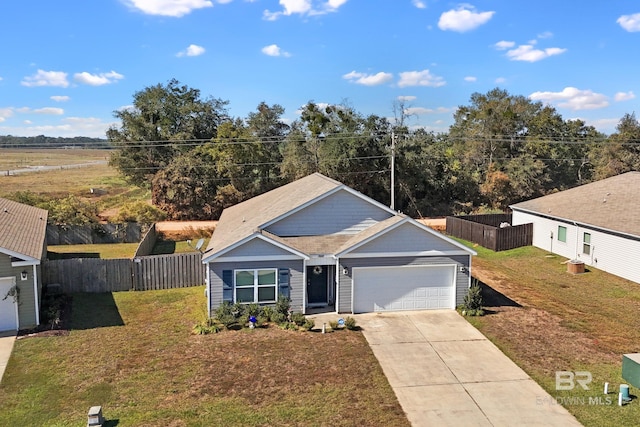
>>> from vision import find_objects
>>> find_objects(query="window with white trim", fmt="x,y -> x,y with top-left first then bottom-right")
234,269 -> 277,303
557,226 -> 567,243
583,232 -> 591,255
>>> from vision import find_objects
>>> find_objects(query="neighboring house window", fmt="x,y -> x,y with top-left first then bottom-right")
234,269 -> 277,303
557,226 -> 567,243
583,232 -> 591,255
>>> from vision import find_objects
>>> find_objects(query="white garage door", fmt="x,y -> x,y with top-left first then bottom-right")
0,277 -> 18,332
352,265 -> 455,313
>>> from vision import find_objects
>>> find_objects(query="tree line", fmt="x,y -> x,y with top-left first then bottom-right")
0,135 -> 108,148
107,79 -> 640,220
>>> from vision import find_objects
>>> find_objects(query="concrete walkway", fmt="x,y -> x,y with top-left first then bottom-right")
313,311 -> 582,427
0,330 -> 16,384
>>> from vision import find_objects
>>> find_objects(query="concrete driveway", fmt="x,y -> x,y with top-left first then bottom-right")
355,311 -> 582,427
0,330 -> 16,384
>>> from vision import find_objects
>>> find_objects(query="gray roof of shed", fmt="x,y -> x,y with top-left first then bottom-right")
510,171 -> 640,237
0,197 -> 48,261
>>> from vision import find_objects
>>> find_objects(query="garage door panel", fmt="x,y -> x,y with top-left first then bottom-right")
0,278 -> 18,332
353,265 -> 455,313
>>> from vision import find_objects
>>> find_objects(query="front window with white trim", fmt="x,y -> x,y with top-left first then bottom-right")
235,269 -> 277,303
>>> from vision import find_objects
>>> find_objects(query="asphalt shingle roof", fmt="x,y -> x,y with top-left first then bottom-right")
205,173 -> 344,256
510,171 -> 640,237
0,197 -> 48,261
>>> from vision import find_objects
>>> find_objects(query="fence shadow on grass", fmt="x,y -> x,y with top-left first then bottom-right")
47,251 -> 101,260
474,279 -> 522,315
70,293 -> 125,330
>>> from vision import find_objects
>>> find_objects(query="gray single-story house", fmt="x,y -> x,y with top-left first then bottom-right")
0,197 -> 48,331
202,173 -> 476,315
511,171 -> 640,284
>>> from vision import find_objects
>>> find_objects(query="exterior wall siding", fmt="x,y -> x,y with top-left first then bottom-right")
220,237 -> 297,258
0,253 -> 37,329
209,260 -> 305,313
266,190 -> 392,236
337,255 -> 471,313
513,210 -> 640,284
350,223 -> 462,254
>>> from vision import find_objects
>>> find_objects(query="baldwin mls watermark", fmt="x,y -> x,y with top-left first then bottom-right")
536,371 -> 615,406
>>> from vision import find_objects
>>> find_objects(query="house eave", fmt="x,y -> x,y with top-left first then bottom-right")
511,206 -> 640,242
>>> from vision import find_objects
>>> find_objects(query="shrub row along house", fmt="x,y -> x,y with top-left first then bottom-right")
0,198 -> 48,332
202,173 -> 476,315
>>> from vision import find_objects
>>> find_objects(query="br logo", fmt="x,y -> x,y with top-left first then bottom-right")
556,371 -> 592,390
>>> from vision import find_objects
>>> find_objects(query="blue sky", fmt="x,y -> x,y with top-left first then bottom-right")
1,0 -> 639,138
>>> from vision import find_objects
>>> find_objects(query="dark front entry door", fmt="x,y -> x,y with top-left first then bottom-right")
307,266 -> 328,305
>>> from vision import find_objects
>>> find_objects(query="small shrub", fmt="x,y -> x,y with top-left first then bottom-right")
214,302 -> 237,329
279,321 -> 298,331
344,316 -> 357,330
329,320 -> 340,330
271,312 -> 287,325
301,318 -> 315,331
115,200 -> 167,223
260,306 -> 274,322
245,303 -> 261,317
462,278 -> 484,316
290,312 -> 307,327
275,295 -> 291,318
192,319 -> 220,335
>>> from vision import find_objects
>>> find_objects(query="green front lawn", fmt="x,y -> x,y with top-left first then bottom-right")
464,243 -> 640,426
0,287 -> 408,426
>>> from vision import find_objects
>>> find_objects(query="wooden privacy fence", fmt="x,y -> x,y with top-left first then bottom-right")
43,252 -> 205,293
446,214 -> 533,252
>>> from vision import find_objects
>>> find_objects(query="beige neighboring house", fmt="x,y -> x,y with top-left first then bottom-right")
511,171 -> 640,284
0,197 -> 48,332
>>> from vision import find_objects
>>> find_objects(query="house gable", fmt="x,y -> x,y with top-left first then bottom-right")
220,236 -> 299,258
340,220 -> 475,257
265,188 -> 394,236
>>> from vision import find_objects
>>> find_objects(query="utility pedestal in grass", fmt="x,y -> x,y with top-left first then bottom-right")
87,406 -> 104,427
622,353 -> 640,388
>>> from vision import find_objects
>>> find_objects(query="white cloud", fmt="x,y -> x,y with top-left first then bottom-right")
177,44 -> 206,57
343,70 -> 393,86
438,6 -> 494,32
614,91 -> 635,101
617,13 -> 640,32
74,71 -> 124,86
529,87 -> 609,111
494,40 -> 515,50
505,44 -> 566,62
412,0 -> 426,9
21,70 -> 69,87
397,69 -> 445,88
0,108 -> 14,123
261,44 -> 291,57
404,106 -> 451,115
122,0 -> 213,17
495,77 -> 506,84
464,76 -> 477,82
397,95 -> 417,102
33,107 -> 64,115
263,0 -> 348,20
537,31 -> 553,39
51,95 -> 70,102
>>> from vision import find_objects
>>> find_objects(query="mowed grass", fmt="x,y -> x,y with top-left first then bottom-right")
0,287 -> 408,427
47,243 -> 140,259
463,243 -> 640,426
